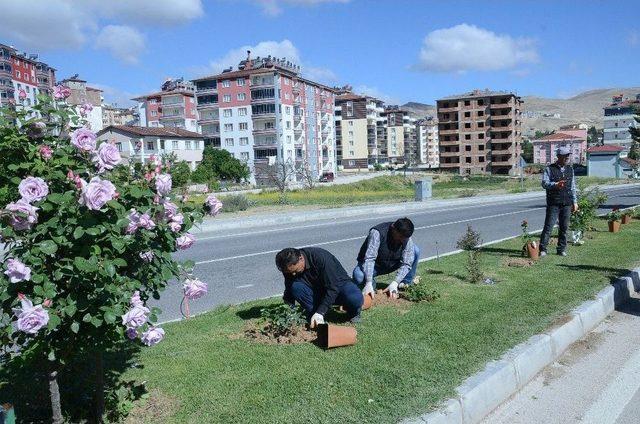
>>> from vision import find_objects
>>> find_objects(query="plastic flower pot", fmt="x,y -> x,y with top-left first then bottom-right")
526,241 -> 539,260
362,292 -> 373,310
609,220 -> 621,233
317,323 -> 357,349
622,214 -> 631,224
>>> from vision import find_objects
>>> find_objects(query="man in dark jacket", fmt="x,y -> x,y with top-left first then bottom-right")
539,145 -> 579,257
276,247 -> 364,327
352,217 -> 420,299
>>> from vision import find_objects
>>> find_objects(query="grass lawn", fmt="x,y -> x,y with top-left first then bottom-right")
124,219 -> 640,423
187,175 -> 629,213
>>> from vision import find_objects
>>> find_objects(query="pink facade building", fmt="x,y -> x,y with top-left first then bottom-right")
133,78 -> 198,133
192,52 -> 337,185
0,43 -> 56,108
533,130 -> 587,165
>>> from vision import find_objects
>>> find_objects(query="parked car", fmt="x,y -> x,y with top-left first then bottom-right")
319,172 -> 335,182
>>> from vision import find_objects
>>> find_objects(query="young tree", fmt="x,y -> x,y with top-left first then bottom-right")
300,159 -> 316,190
266,159 -> 296,204
628,109 -> 640,160
521,139 -> 533,163
587,125 -> 600,146
200,147 -> 250,182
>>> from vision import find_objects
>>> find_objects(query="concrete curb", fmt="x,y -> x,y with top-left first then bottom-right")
401,266 -> 640,424
195,182 -> 639,233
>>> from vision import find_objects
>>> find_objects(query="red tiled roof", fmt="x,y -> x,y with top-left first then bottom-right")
620,157 -> 638,166
536,132 -> 582,141
586,145 -> 625,153
97,125 -> 203,139
132,89 -> 194,101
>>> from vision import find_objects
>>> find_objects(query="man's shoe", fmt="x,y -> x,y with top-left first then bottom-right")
349,314 -> 362,324
557,251 -> 567,257
540,251 -> 547,257
398,282 -> 408,290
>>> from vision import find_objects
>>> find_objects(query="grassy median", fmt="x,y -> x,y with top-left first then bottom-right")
123,218 -> 640,423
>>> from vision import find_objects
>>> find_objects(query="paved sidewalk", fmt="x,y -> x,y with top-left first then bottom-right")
482,293 -> 640,424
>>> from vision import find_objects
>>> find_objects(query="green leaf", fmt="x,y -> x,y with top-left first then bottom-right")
48,350 -> 56,361
39,240 -> 58,255
64,304 -> 77,317
113,258 -> 127,268
33,285 -> 45,297
112,239 -> 125,252
90,317 -> 102,328
104,311 -> 116,324
47,314 -> 61,329
71,322 -> 80,333
73,227 -> 85,239
82,313 -> 92,322
85,227 -> 103,236
105,263 -> 116,277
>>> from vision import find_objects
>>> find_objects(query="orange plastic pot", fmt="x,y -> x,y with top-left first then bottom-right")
609,220 -> 621,233
622,214 -> 631,224
317,324 -> 357,349
362,293 -> 373,310
526,242 -> 539,260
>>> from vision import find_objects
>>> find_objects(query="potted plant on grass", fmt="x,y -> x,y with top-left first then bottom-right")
622,210 -> 632,224
607,208 -> 622,233
521,220 -> 539,260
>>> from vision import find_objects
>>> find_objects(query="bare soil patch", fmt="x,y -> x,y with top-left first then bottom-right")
505,258 -> 536,268
373,289 -> 413,307
235,322 -> 317,345
126,389 -> 180,424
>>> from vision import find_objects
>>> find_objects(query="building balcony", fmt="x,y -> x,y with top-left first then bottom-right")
490,157 -> 515,166
250,80 -> 275,89
439,161 -> 460,167
439,138 -> 459,146
254,139 -> 278,147
198,116 -> 219,124
292,85 -> 301,94
252,127 -> 277,136
201,129 -> 220,137
196,87 -> 217,94
252,112 -> 276,120
161,99 -> 184,107
251,97 -> 275,104
490,100 -> 514,109
490,146 -> 514,155
438,105 -> 459,113
439,150 -> 461,157
160,114 -> 185,120
197,102 -> 218,110
489,133 -> 514,142
293,113 -> 303,123
439,128 -> 459,135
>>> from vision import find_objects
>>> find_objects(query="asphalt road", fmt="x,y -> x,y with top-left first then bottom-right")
153,184 -> 640,323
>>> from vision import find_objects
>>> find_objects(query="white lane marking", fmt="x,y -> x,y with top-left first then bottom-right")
194,207 -> 545,265
195,197 -> 544,241
236,284 -> 254,289
580,347 -> 640,424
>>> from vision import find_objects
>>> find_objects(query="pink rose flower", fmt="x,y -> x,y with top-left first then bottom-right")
176,233 -> 195,250
13,296 -> 49,334
94,142 -> 121,172
126,327 -> 138,340
126,209 -> 140,234
5,199 -> 38,231
183,278 -> 208,300
79,102 -> 93,117
18,89 -> 27,100
121,304 -> 149,329
205,195 -> 223,217
155,174 -> 172,196
130,291 -> 143,307
4,259 -> 31,283
53,85 -> 71,100
169,221 -> 181,233
139,212 -> 156,230
171,213 -> 184,225
163,200 -> 178,219
79,176 -> 116,210
39,144 -> 53,160
141,326 -> 165,346
70,127 -> 97,153
139,251 -> 154,263
18,176 -> 49,203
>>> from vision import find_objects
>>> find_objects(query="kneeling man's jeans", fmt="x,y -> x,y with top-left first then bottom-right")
289,280 -> 363,319
351,245 -> 421,288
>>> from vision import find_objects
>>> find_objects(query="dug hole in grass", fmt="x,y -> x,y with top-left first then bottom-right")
124,219 -> 640,423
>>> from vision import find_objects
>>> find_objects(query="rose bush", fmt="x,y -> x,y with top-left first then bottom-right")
0,92 -> 211,421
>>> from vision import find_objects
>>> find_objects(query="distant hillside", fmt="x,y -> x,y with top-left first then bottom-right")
402,88 -> 640,136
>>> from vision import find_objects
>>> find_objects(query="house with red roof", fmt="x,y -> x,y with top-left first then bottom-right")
532,130 -> 587,165
586,145 -> 626,178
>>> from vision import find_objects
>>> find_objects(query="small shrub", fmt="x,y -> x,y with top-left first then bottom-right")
373,163 -> 384,171
633,206 -> 640,219
221,194 -> 251,212
456,225 -> 484,284
509,187 -> 526,194
607,208 -> 622,222
401,284 -> 440,303
458,189 -> 477,198
260,304 -> 306,337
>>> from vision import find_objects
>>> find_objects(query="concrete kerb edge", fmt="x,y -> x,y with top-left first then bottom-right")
403,268 -> 639,424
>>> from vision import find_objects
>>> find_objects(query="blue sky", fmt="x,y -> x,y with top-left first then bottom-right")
0,0 -> 638,107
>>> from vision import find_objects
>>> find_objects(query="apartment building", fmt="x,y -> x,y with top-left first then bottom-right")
192,52 -> 337,185
603,94 -> 639,153
0,43 -> 56,108
382,106 -> 417,166
60,75 -> 103,131
334,91 -> 385,171
133,78 -> 198,132
416,117 -> 439,168
533,131 -> 586,165
436,89 -> 523,175
96,125 -> 204,170
102,105 -> 138,127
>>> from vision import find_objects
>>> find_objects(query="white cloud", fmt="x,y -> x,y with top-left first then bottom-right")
413,24 -> 539,73
195,39 -> 339,84
253,0 -> 349,16
95,25 -> 145,65
0,0 -> 202,51
91,83 -> 138,107
354,85 -> 400,105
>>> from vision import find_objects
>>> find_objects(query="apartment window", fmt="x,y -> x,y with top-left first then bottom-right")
478,99 -> 484,106
286,121 -> 291,129
240,152 -> 249,160
464,123 -> 471,129
222,80 -> 230,88
237,93 -> 246,101
465,157 -> 472,163
172,141 -> 179,149
16,71 -> 21,78
237,78 -> 245,86
479,157 -> 485,163
239,107 -> 247,116
146,141 -> 154,150
239,137 -> 249,145
346,101 -> 354,117
349,140 -> 354,146
151,111 -> 157,117
478,133 -> 484,139
348,160 -> 355,166
159,140 -> 165,150
479,145 -> 485,151
478,111 -> 484,116
185,140 -> 192,150
224,123 -> 233,132
478,122 -> 484,128
252,103 -> 276,115
348,121 -> 353,127
225,138 -> 234,146
349,150 -> 354,156
464,145 -> 471,152
265,121 -> 275,129
464,100 -> 471,106
464,111 -> 471,118
223,109 -> 232,117
284,78 -> 290,85
115,142 -> 122,152
223,94 -> 231,103
285,106 -> 291,115
286,135 -> 292,143
465,134 -> 471,140
348,131 -> 354,138
239,122 -> 248,130
194,141 -> 200,149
